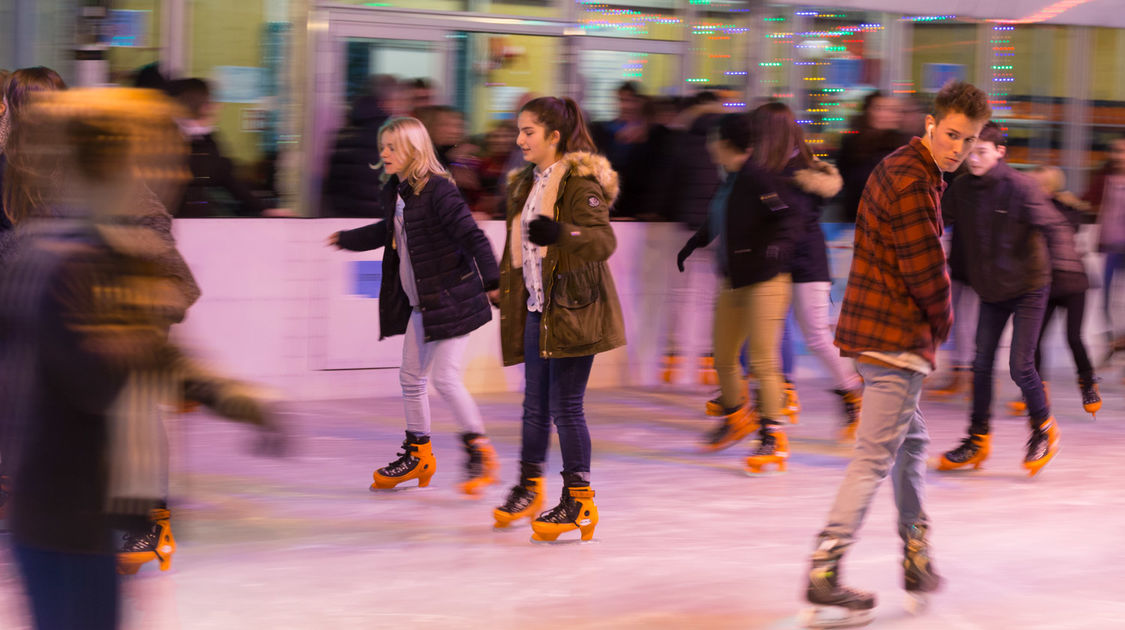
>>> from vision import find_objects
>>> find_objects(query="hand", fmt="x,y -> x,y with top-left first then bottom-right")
528,216 -> 560,246
327,232 -> 342,249
487,289 -> 501,308
262,208 -> 298,218
676,242 -> 696,272
253,414 -> 289,458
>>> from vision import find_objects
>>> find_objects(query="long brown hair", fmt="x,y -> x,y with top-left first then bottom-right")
2,67 -> 67,224
519,96 -> 596,155
4,66 -> 66,120
748,102 -> 814,173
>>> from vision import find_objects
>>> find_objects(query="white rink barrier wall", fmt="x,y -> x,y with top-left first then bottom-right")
172,220 -> 1112,401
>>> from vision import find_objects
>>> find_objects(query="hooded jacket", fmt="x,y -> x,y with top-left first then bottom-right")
942,161 -> 1074,303
498,151 -> 626,366
787,160 -> 843,283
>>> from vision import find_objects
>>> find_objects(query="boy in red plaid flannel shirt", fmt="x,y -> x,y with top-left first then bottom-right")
801,82 -> 990,626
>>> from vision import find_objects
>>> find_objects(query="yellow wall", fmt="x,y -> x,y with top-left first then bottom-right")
910,23 -> 978,91
1091,27 -> 1125,101
468,33 -> 559,135
189,0 -> 267,165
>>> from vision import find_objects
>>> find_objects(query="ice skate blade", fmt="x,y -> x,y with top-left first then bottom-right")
799,606 -> 874,628
529,535 -> 598,546
368,484 -> 433,493
905,592 -> 930,615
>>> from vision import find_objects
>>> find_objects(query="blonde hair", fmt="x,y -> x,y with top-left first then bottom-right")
378,116 -> 453,195
1029,165 -> 1064,196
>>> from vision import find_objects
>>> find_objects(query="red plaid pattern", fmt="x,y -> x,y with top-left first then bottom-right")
834,137 -> 952,369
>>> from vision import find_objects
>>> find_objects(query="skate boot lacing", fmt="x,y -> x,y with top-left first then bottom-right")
1025,428 -> 1050,461
379,441 -> 420,477
752,430 -> 778,456
498,483 -> 536,514
945,436 -> 981,463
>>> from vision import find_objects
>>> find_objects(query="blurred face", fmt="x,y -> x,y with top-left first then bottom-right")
867,97 -> 901,131
487,126 -> 516,154
707,132 -> 748,173
617,91 -> 643,121
516,110 -> 560,169
434,112 -> 464,146
379,132 -> 404,176
413,87 -> 434,110
924,112 -> 985,173
966,140 -> 1006,177
1110,139 -> 1125,172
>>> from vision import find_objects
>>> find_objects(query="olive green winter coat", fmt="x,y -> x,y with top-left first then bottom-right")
498,151 -> 626,366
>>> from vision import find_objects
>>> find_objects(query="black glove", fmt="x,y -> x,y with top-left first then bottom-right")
528,216 -> 561,246
676,241 -> 697,272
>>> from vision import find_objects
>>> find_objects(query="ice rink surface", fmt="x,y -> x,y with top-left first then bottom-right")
2,376 -> 1123,629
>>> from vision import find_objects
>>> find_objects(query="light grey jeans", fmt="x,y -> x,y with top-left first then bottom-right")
401,310 -> 485,436
820,360 -> 930,546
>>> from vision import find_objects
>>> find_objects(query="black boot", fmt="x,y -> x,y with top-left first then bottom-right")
492,461 -> 545,528
530,472 -> 598,542
805,536 -> 876,624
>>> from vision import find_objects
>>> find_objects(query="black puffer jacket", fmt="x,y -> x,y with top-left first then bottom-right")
942,161 -> 1075,303
321,99 -> 389,218
336,174 -> 500,342
684,158 -> 798,289
785,160 -> 843,283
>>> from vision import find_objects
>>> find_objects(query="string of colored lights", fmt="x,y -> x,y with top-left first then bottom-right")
990,22 -> 1014,141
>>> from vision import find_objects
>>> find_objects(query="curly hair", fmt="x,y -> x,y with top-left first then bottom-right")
933,80 -> 990,124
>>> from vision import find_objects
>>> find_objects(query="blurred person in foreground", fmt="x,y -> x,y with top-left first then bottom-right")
801,81 -> 990,627
322,74 -> 408,217
0,88 -> 284,630
934,122 -> 1072,476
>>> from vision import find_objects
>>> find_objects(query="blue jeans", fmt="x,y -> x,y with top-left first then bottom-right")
14,543 -> 119,630
971,287 -> 1050,432
821,361 -> 929,547
520,311 -> 596,476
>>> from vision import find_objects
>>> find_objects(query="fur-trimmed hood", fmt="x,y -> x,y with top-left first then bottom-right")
507,150 -> 620,208
792,160 -> 843,199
